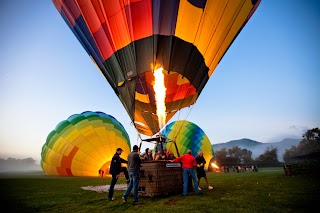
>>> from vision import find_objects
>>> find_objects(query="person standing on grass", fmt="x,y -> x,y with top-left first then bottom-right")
172,150 -> 202,196
122,145 -> 142,204
108,148 -> 130,201
195,151 -> 213,190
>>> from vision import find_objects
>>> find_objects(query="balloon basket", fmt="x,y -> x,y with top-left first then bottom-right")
138,161 -> 183,197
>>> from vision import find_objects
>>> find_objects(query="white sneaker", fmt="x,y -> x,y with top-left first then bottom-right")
122,196 -> 127,203
208,186 -> 214,190
198,186 -> 202,191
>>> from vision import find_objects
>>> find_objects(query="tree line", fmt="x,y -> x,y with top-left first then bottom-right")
1,128 -> 318,171
214,128 -> 320,167
0,157 -> 40,171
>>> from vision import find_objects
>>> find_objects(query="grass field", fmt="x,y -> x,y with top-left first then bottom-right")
0,167 -> 318,213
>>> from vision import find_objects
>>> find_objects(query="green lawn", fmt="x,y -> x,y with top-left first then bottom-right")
0,167 -> 318,213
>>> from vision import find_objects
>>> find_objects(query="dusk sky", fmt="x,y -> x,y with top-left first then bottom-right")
1,0 -> 319,163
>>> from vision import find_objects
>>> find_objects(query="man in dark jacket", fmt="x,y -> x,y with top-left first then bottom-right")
108,148 -> 129,201
195,152 -> 213,190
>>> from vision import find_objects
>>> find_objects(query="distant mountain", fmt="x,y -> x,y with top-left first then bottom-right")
212,138 -> 301,162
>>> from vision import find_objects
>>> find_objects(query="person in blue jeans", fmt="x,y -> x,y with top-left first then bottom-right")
172,150 -> 202,196
122,145 -> 142,203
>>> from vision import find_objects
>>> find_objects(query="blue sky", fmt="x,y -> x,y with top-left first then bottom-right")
1,0 -> 319,163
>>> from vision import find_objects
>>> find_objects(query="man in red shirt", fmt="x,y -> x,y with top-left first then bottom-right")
172,150 -> 202,196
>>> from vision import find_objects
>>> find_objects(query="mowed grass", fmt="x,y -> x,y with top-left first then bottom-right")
0,167 -> 318,213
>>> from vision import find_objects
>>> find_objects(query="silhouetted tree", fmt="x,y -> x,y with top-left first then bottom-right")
215,146 -> 254,166
214,148 -> 228,166
0,157 -> 39,171
283,127 -> 320,162
256,147 -> 278,162
283,145 -> 298,162
241,148 -> 254,163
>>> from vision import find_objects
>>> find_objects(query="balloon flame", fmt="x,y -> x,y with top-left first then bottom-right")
211,162 -> 219,169
153,67 -> 166,130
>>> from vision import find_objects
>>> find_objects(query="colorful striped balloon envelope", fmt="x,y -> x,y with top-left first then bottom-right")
161,120 -> 214,170
52,0 -> 261,136
41,111 -> 131,176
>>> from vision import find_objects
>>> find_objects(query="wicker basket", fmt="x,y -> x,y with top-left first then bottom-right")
138,161 -> 183,197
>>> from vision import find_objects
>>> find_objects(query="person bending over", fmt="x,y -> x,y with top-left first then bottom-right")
108,148 -> 129,201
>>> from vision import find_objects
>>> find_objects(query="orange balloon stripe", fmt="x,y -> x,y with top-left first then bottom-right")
58,146 -> 79,176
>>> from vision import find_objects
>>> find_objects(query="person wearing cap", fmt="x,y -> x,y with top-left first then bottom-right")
108,148 -> 129,201
122,145 -> 142,203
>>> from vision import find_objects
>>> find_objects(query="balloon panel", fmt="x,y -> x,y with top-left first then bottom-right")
52,0 -> 260,136
160,120 -> 214,170
41,111 -> 131,176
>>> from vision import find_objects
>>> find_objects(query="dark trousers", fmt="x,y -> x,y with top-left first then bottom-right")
108,174 -> 118,199
108,167 -> 129,199
121,167 -> 129,181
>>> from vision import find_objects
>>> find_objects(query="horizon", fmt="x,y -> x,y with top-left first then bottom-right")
0,136 -> 303,164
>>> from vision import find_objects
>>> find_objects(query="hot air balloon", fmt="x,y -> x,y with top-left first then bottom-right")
160,120 -> 214,170
51,0 -> 261,137
41,111 -> 131,176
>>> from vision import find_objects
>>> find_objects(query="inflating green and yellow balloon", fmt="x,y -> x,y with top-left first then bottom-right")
41,111 -> 130,176
161,120 -> 214,170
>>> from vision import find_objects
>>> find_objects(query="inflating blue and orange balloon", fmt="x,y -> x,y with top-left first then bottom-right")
41,111 -> 130,176
51,0 -> 261,136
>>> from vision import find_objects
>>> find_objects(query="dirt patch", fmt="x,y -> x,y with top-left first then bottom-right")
81,184 -> 127,193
